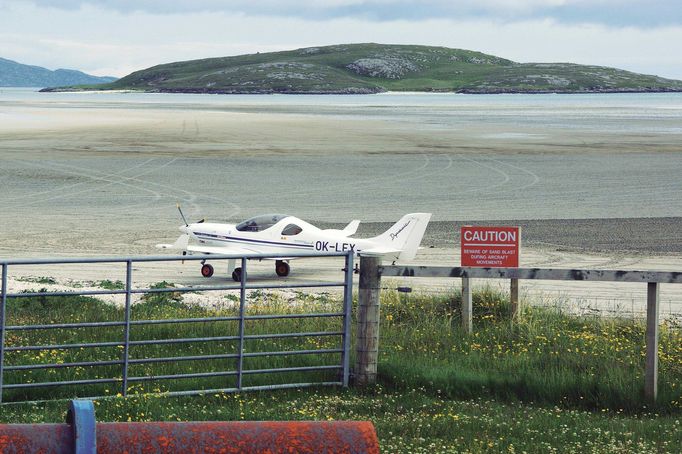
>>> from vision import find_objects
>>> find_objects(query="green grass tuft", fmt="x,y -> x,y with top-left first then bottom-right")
378,286 -> 682,413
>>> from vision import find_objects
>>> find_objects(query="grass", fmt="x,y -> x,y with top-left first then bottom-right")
1,283 -> 681,452
379,286 -> 682,413
16,276 -> 57,285
95,279 -> 125,290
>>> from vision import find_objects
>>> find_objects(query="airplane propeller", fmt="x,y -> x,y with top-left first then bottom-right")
177,203 -> 204,227
177,203 -> 189,226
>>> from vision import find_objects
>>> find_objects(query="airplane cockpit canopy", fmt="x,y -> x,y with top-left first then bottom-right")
281,223 -> 303,236
236,214 -> 289,232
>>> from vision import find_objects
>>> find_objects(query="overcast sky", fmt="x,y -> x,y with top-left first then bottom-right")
1,0 -> 681,79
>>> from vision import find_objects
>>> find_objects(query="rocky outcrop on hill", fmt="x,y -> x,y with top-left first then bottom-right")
346,57 -> 419,79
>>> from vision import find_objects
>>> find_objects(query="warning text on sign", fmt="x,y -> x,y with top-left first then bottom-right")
460,226 -> 521,268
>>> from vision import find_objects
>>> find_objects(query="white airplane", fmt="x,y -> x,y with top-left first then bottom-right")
157,208 -> 431,281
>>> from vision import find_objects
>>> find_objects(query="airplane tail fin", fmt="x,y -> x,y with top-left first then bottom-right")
342,220 -> 360,236
323,219 -> 361,237
368,213 -> 431,261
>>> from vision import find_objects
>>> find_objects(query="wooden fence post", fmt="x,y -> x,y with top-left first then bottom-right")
510,278 -> 520,318
462,277 -> 473,334
356,255 -> 381,386
645,282 -> 659,403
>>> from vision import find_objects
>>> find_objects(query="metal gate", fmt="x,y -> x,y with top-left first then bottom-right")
0,252 -> 353,403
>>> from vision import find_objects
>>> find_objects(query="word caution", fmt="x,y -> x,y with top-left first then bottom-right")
460,226 -> 520,268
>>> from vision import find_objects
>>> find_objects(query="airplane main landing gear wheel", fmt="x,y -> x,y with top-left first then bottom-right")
275,260 -> 290,277
232,267 -> 243,282
201,264 -> 214,278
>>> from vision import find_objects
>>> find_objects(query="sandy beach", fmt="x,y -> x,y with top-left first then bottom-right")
1,90 -> 681,316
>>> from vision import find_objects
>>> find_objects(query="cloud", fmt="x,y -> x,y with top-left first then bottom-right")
18,0 -> 682,27
2,0 -> 681,79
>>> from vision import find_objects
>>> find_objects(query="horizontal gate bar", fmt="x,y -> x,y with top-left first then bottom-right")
4,282 -> 346,299
3,348 -> 344,374
5,360 -> 123,371
129,335 -> 239,346
242,365 -> 342,375
244,312 -> 344,320
5,341 -> 123,352
128,354 -> 239,365
244,331 -> 344,340
0,251 -> 349,266
4,377 -> 120,389
243,348 -> 343,358
6,321 -> 126,331
7,313 -> 344,333
127,370 -> 239,383
160,381 -> 344,398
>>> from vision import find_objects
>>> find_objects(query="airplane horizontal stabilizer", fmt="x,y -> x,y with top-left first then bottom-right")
359,247 -> 402,260
156,234 -> 189,250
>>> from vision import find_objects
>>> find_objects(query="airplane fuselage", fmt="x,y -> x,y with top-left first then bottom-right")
187,220 -> 373,257
159,212 -> 431,280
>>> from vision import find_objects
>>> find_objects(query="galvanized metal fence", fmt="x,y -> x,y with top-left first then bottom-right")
0,252 -> 353,403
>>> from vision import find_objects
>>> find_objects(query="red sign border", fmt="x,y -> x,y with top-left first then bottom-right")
460,225 -> 521,268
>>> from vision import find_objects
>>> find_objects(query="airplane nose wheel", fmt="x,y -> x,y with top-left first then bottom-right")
275,260 -> 290,277
201,263 -> 214,278
232,267 -> 243,282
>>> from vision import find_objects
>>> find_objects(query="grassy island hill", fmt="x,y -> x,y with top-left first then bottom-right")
44,43 -> 682,94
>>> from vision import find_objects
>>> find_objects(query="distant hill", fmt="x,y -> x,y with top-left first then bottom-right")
42,43 -> 682,94
0,57 -> 116,87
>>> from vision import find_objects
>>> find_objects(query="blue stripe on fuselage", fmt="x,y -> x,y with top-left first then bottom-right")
193,232 -> 314,250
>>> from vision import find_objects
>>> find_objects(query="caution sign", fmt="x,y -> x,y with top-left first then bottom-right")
461,226 -> 520,268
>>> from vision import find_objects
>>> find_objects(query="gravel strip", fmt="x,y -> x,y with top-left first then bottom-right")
318,217 -> 682,255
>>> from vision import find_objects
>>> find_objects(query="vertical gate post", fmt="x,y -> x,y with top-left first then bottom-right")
237,258 -> 247,390
645,282 -> 660,403
510,278 -> 520,318
341,252 -> 354,387
122,260 -> 132,397
355,255 -> 381,386
462,277 -> 473,334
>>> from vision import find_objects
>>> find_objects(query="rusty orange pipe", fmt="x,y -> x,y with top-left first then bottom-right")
0,420 -> 380,453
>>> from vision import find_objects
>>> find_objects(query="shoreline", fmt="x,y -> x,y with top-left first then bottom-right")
38,86 -> 682,95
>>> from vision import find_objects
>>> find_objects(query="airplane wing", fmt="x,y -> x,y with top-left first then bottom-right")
187,244 -> 299,260
157,234 -> 300,259
186,244 -> 257,256
157,235 -> 256,256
